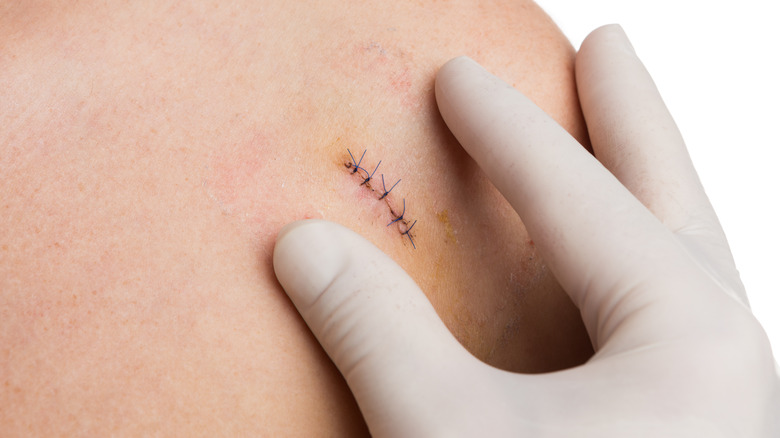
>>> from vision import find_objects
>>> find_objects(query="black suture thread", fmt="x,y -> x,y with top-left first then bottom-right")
387,198 -> 406,226
348,148 -> 368,176
344,149 -> 417,249
401,220 -> 417,249
362,160 -> 381,186
378,174 -> 400,200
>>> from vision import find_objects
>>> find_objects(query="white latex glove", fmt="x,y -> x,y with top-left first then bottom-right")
273,25 -> 780,437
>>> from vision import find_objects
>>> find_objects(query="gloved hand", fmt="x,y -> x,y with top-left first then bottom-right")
273,24 -> 780,437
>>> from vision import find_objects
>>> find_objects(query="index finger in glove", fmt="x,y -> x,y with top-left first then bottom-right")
434,56 -> 715,351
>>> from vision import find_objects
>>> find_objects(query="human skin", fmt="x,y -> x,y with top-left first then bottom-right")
1,0 -> 591,435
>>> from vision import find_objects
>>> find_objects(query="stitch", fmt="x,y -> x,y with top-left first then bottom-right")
362,160 -> 381,186
347,148 -> 368,176
342,149 -> 417,249
387,198 -> 406,226
378,174 -> 400,200
401,220 -> 417,249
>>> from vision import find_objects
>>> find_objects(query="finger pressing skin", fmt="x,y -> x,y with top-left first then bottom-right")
273,220 -> 480,436
434,56 -> 711,351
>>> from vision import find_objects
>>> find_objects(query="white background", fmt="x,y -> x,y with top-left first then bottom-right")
541,1 -> 780,356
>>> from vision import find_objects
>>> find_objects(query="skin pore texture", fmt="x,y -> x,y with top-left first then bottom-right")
1,1 -> 592,435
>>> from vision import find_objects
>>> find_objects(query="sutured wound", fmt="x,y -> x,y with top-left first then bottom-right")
345,148 -> 417,249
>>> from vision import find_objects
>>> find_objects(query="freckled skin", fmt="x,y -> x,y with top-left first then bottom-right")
1,0 -> 591,436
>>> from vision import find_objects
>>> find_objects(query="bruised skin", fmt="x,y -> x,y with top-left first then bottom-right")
1,0 -> 591,435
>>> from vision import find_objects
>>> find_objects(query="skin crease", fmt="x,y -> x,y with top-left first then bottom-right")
1,0 -> 591,436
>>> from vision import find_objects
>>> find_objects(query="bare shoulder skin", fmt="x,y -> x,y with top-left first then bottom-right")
0,1 -> 592,435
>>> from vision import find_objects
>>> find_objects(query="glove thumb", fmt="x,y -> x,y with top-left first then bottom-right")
273,220 -> 477,436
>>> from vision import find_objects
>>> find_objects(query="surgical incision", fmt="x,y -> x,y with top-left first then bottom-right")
344,149 -> 417,249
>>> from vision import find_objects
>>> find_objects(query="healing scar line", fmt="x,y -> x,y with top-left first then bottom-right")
345,148 -> 417,249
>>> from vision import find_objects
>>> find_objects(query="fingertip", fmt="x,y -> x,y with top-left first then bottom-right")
436,55 -> 480,80
435,56 -> 488,107
580,24 -> 635,58
274,219 -> 332,261
435,54 -> 524,165
275,218 -> 319,244
273,219 -> 350,309
591,23 -> 626,35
